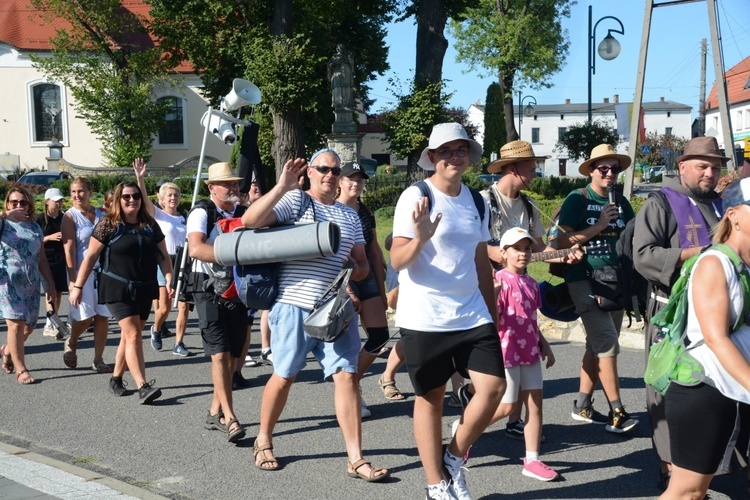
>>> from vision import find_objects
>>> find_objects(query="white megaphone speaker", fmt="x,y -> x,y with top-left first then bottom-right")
222,78 -> 262,112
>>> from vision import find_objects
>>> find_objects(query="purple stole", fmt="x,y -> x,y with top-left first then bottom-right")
661,187 -> 721,248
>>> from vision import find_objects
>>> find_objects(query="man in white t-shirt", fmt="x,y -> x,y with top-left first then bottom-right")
391,123 -> 505,500
241,148 -> 389,482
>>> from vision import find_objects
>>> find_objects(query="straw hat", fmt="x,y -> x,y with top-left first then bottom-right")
578,144 -> 631,176
204,162 -> 243,184
675,136 -> 731,164
487,141 -> 550,174
417,123 -> 482,171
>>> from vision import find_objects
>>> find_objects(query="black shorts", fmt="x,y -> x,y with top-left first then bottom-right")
400,323 -> 504,396
49,258 -> 69,293
106,298 -> 152,322
350,270 -> 381,302
666,382 -> 750,475
194,293 -> 248,357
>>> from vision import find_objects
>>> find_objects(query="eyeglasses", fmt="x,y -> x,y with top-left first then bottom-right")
594,165 -> 622,176
121,193 -> 142,201
343,177 -> 366,185
435,147 -> 469,159
313,166 -> 342,176
8,199 -> 29,207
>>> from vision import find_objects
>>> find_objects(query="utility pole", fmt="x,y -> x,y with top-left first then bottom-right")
707,0 -> 735,170
698,38 -> 707,137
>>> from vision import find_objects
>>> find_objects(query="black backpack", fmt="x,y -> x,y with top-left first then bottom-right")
414,180 -> 486,223
616,217 -> 648,325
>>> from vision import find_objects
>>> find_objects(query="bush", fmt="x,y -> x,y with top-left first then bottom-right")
363,185 -> 402,211
374,206 -> 395,218
529,176 -> 589,199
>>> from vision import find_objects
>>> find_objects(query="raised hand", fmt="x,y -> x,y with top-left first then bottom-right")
412,197 -> 441,243
133,158 -> 147,179
278,158 -> 307,192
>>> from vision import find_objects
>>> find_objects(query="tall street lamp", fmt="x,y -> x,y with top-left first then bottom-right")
517,91 -> 537,141
588,5 -> 624,123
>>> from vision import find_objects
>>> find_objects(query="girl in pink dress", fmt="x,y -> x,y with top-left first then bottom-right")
490,227 -> 558,482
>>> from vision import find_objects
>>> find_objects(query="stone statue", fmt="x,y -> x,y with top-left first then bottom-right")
328,44 -> 355,111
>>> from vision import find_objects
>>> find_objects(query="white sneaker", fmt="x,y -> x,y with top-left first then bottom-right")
444,450 -> 471,500
425,480 -> 458,500
359,386 -> 372,419
451,419 -> 460,439
244,355 -> 260,367
43,324 -> 59,337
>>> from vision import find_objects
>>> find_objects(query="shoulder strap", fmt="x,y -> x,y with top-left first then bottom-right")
468,187 -> 485,223
711,243 -> 750,331
414,181 -> 433,213
413,181 -> 484,222
297,190 -> 313,221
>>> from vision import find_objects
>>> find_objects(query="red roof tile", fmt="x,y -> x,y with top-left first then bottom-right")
706,55 -> 750,110
0,0 -> 192,72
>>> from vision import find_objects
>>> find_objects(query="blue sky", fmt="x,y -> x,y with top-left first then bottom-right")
367,0 -> 749,119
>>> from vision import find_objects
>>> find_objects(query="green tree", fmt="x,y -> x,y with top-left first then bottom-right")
482,82 -> 506,164
149,0 -> 394,176
450,0 -> 573,141
30,0 -> 175,167
554,120 -> 619,162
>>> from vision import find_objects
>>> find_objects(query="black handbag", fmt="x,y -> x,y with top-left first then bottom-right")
590,266 -> 624,312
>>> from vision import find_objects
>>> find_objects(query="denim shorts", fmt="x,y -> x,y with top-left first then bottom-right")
349,270 -> 382,302
269,301 -> 360,380
156,255 -> 176,287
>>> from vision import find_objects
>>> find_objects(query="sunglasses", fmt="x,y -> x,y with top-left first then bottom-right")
435,147 -> 469,160
594,166 -> 622,176
121,193 -> 142,201
313,166 -> 342,176
8,199 -> 29,207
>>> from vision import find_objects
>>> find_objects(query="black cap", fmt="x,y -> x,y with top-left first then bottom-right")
340,161 -> 369,179
156,178 -> 169,188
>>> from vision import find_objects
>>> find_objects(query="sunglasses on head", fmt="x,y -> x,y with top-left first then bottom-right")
434,147 -> 469,160
313,165 -> 342,176
8,199 -> 29,207
121,193 -> 142,201
594,165 -> 622,176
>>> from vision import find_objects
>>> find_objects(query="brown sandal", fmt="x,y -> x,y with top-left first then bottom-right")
378,377 -> 405,401
253,441 -> 280,471
92,358 -> 112,374
1,344 -> 14,374
63,339 -> 77,368
15,370 -> 36,385
347,458 -> 390,482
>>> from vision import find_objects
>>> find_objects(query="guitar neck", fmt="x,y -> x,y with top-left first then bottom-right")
531,247 -> 575,263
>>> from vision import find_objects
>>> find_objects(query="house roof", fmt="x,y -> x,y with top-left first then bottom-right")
706,55 -> 750,109
0,0 -> 192,72
520,99 -> 691,115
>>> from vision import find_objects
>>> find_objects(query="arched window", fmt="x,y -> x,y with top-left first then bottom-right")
157,96 -> 186,146
30,83 -> 65,143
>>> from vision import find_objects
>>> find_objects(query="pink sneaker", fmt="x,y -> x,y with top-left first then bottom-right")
522,458 -> 559,482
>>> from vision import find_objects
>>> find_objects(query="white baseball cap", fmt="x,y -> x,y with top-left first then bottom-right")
499,227 -> 534,248
44,188 -> 64,201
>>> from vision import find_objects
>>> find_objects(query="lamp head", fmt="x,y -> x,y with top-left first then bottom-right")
523,104 -> 535,117
598,33 -> 621,61
222,78 -> 262,112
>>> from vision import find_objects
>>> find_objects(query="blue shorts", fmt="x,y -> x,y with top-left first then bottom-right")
269,301 -> 360,380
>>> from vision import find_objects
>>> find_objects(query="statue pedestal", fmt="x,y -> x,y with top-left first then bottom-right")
332,109 -> 357,134
327,132 -> 364,164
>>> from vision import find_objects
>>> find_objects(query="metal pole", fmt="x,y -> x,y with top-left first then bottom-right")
588,5 -> 593,123
172,105 -> 213,308
707,0 -> 736,170
517,91 -> 522,140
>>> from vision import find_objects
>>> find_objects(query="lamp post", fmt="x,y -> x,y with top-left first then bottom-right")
517,91 -> 537,141
588,5 -> 624,123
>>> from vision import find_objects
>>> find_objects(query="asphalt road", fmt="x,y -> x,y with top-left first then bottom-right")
0,300 -> 747,500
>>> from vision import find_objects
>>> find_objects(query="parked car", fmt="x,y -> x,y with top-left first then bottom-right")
643,165 -> 666,183
17,171 -> 72,188
478,174 -> 501,186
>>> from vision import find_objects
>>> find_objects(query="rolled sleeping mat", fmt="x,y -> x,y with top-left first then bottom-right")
214,221 -> 341,266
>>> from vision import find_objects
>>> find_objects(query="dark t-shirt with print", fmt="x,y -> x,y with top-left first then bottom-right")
557,184 -> 635,283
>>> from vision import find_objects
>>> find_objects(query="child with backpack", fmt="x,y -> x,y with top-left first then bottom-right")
486,227 -> 558,481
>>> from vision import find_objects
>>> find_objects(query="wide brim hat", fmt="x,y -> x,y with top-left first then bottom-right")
205,162 -> 243,184
487,140 -> 550,174
499,227 -> 534,248
676,136 -> 731,164
340,161 -> 369,179
578,144 -> 632,176
417,122 -> 482,171
44,188 -> 64,201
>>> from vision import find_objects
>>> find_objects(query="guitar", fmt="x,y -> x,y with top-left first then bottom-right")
530,241 -> 609,263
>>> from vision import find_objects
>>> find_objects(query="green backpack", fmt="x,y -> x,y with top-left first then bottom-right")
644,243 -> 750,395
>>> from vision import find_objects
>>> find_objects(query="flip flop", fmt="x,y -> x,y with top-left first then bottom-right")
1,344 -> 14,374
63,339 -> 77,368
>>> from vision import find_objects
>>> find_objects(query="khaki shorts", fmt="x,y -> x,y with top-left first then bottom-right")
568,280 -> 623,357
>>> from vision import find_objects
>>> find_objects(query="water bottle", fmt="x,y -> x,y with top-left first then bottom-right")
653,327 -> 668,344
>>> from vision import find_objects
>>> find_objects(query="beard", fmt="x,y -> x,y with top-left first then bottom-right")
219,194 -> 240,204
687,183 -> 714,200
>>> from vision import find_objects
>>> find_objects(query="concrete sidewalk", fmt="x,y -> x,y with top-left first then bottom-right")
0,443 -> 166,500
